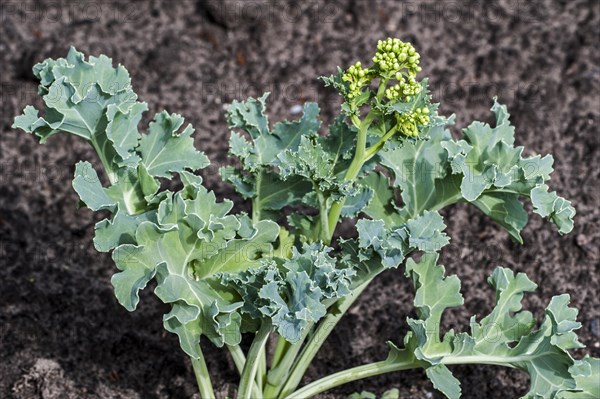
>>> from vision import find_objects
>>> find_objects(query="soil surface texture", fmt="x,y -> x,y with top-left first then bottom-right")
1,1 -> 599,398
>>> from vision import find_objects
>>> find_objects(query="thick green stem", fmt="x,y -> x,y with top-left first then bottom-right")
285,352 -> 523,398
257,346 -> 267,392
316,188 -> 331,243
252,171 -> 264,223
237,320 -> 271,399
284,358 -> 417,399
190,345 -> 216,399
325,112 -> 376,243
270,335 -> 290,369
227,345 -> 261,398
376,77 -> 389,102
350,114 -> 362,129
264,328 -> 311,398
325,206 -> 342,245
227,344 -> 246,375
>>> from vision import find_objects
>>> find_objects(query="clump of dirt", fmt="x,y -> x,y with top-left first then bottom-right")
13,358 -> 79,399
12,358 -> 139,399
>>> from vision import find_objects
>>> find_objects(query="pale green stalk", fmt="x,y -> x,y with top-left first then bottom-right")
257,346 -> 267,392
90,137 -> 116,185
270,336 -> 290,369
263,328 -> 312,398
237,321 -> 271,399
284,351 -> 526,398
364,125 -> 398,160
325,111 -> 377,242
227,345 -> 261,398
316,188 -> 331,243
190,345 -> 216,399
283,358 -> 417,399
252,170 -> 264,223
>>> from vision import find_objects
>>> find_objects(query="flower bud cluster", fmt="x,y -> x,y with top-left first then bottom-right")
384,74 -> 421,101
340,38 -> 431,138
342,61 -> 373,99
372,38 -> 421,76
396,106 -> 430,137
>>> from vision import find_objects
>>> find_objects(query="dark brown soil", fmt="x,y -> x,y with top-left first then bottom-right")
1,1 -> 599,398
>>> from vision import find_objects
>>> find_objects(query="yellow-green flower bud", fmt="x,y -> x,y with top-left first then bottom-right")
396,107 -> 430,137
342,60 -> 373,100
373,38 -> 421,80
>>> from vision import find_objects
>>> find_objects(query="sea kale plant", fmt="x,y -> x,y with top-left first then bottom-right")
13,38 -> 599,399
